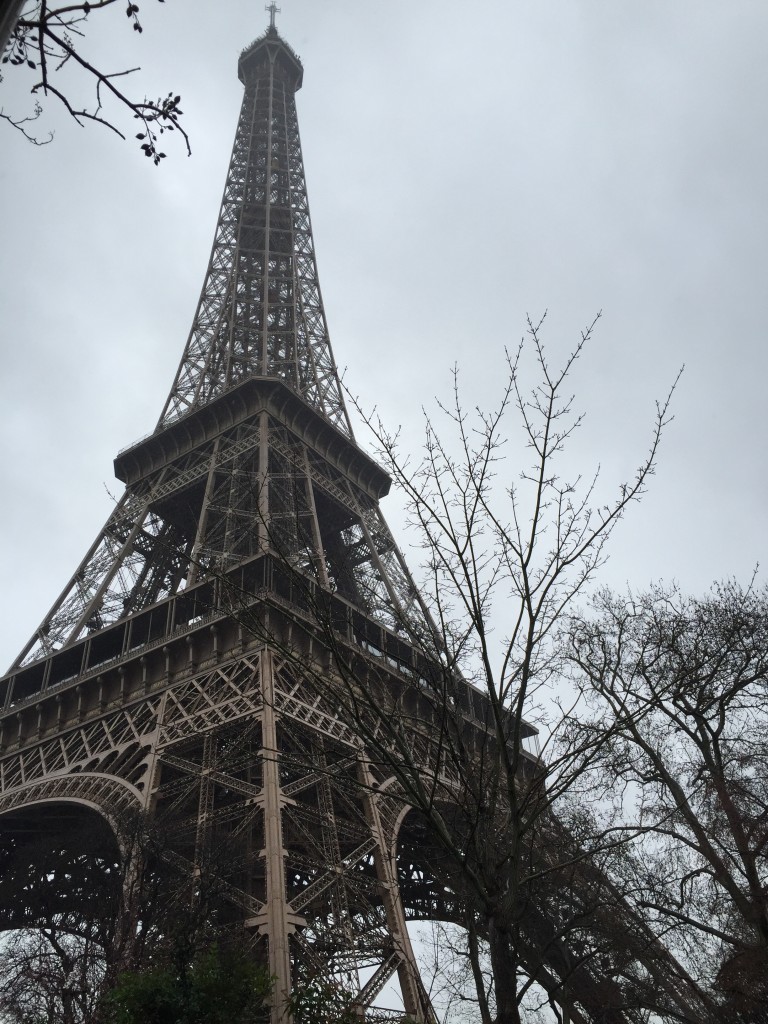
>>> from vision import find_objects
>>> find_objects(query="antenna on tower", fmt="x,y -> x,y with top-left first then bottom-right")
265,2 -> 280,29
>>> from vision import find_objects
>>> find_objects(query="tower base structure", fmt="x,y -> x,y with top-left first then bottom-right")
0,549 -> 462,1021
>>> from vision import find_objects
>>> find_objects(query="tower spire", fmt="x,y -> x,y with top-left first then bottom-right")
159,27 -> 348,436
266,2 -> 280,29
157,24 -> 351,437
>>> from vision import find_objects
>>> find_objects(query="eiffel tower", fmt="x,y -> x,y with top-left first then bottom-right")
0,14 -> 456,1022
0,14 -> 703,1024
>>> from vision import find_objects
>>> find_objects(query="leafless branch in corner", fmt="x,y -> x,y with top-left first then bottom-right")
2,1 -> 189,162
0,99 -> 54,143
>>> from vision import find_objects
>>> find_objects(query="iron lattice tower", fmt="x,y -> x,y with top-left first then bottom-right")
0,23 -> 444,1022
0,19 -> 697,1024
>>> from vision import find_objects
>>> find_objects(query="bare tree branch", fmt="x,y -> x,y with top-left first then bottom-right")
2,1 -> 189,162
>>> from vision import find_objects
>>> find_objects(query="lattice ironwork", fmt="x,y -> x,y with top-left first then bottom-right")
11,404 -> 431,671
0,21 -> 440,1023
158,28 -> 351,436
7,16 -> 436,672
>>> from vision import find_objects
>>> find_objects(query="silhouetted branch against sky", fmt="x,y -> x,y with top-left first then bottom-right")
1,0 -> 189,161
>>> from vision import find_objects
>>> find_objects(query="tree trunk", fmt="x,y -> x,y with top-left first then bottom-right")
488,917 -> 523,1024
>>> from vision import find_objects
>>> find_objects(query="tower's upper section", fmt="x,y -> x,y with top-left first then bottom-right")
158,20 -> 351,436
238,24 -> 304,91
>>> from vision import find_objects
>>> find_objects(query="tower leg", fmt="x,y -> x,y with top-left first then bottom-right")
109,828 -> 145,985
260,650 -> 293,1023
358,758 -> 432,1022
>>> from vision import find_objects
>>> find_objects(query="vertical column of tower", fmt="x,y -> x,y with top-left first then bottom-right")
194,733 -> 216,867
279,69 -> 350,435
358,757 -> 431,1022
259,649 -> 293,1022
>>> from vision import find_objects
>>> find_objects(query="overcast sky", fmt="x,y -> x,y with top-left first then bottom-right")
1,0 -> 766,671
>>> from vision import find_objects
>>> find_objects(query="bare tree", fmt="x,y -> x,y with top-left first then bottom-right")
339,314 -> 689,1022
223,315 -> 703,1023
1,0 -> 189,161
566,580 -> 768,1022
0,809 -> 121,1023
416,920 -> 567,1024
0,928 -> 105,1024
